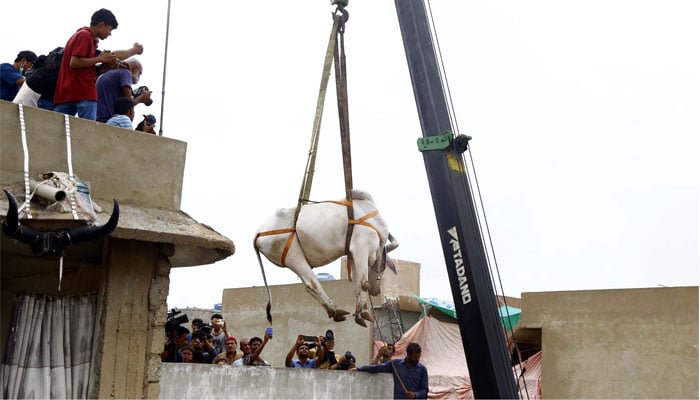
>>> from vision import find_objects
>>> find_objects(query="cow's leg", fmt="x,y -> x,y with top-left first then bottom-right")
350,247 -> 375,327
286,259 -> 350,321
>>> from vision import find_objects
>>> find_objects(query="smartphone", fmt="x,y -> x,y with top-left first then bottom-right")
302,335 -> 315,342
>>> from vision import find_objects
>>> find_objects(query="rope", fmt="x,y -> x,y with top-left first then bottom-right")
62,114 -> 79,220
18,105 -> 32,219
367,291 -> 409,394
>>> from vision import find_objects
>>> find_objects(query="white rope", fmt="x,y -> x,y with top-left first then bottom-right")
18,105 -> 32,219
63,115 -> 79,220
58,256 -> 63,291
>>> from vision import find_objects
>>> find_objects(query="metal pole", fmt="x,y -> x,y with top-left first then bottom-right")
158,0 -> 171,136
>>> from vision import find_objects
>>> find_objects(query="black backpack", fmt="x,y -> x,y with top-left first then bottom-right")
26,47 -> 64,98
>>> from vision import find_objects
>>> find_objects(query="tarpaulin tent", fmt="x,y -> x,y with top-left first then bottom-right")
372,315 -> 540,399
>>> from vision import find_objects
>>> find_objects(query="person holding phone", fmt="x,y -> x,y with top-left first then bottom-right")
210,313 -> 228,353
285,334 -> 324,368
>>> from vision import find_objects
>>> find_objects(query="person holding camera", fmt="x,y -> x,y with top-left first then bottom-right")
318,329 -> 341,369
160,325 -> 190,363
135,114 -> 157,134
95,57 -> 151,123
355,342 -> 429,399
330,351 -> 356,371
285,334 -> 324,368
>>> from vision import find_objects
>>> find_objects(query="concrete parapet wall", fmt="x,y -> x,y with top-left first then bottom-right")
222,281 -> 373,368
520,286 -> 699,399
0,100 -> 186,209
159,363 -> 393,399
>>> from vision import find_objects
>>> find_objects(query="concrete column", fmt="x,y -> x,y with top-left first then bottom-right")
95,239 -> 165,399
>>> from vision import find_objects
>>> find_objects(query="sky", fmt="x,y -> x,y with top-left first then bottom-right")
2,1 -> 697,310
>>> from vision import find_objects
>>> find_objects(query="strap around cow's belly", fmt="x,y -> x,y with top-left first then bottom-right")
255,209 -> 381,269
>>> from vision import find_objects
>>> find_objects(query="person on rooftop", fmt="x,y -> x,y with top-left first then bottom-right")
1,50 -> 37,101
53,8 -> 143,120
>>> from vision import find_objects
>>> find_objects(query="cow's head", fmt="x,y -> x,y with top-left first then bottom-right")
2,189 -> 119,256
372,233 -> 399,275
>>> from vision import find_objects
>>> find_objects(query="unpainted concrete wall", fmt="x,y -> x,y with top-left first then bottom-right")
222,280 -> 374,367
520,286 -> 699,399
0,101 -> 186,209
159,363 -> 393,399
95,239 -> 172,399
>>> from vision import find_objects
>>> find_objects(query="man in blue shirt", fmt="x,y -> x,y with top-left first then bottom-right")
356,342 -> 429,399
285,334 -> 324,368
105,97 -> 134,129
1,50 -> 37,101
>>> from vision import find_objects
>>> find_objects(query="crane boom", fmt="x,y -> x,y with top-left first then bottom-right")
394,1 -> 519,398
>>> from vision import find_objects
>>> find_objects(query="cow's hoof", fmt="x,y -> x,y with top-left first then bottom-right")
354,314 -> 368,327
333,309 -> 350,321
361,311 -> 374,322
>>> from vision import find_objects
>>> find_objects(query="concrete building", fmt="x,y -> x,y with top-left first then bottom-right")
516,286 -> 698,398
0,101 -> 234,398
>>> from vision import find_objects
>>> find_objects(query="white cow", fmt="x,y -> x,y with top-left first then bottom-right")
254,189 -> 398,326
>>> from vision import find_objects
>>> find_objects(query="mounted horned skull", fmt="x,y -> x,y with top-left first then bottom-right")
2,189 -> 119,256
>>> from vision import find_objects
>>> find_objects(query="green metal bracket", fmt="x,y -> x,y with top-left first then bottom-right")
417,132 -> 452,152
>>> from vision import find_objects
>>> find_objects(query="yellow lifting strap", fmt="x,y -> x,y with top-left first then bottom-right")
295,14 -> 342,220
294,6 -> 356,269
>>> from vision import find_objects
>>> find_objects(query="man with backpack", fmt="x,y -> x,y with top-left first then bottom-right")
13,47 -> 61,109
53,8 -> 143,121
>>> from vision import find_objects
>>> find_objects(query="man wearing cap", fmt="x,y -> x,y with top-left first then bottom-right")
1,50 -> 37,101
213,336 -> 242,365
135,114 -> 156,134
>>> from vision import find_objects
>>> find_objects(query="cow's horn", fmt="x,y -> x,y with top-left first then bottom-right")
67,199 -> 120,244
2,189 -> 39,244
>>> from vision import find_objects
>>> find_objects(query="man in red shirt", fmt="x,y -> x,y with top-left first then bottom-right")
54,8 -> 143,121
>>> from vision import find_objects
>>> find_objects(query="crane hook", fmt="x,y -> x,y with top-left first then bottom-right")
332,0 -> 349,24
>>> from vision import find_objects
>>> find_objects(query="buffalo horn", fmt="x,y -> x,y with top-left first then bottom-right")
67,199 -> 120,244
2,189 -> 39,244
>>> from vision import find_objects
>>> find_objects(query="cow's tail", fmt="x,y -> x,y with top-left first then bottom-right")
253,234 -> 273,324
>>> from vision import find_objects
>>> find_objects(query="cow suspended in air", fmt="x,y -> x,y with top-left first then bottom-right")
254,189 -> 398,327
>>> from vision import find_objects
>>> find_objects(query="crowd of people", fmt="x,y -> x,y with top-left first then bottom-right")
160,313 -> 429,399
0,8 -> 157,134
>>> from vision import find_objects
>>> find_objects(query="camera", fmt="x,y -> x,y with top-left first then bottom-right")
133,86 -> 153,106
165,308 -> 188,332
338,351 -> 355,370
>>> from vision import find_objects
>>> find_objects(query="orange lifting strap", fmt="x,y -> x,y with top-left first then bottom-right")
255,206 -> 382,281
